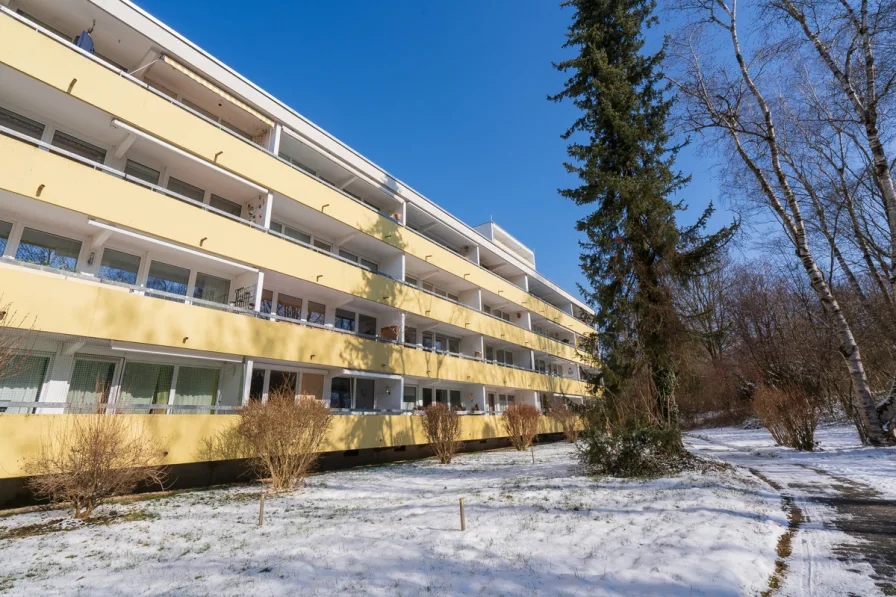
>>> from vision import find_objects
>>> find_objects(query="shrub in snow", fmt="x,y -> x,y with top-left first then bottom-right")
420,403 -> 461,464
577,424 -> 687,477
551,403 -> 581,443
503,404 -> 542,450
25,394 -> 167,520
751,385 -> 819,451
237,387 -> 333,490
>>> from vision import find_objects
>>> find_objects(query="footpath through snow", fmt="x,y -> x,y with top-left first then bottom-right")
0,441 -> 783,597
687,425 -> 896,597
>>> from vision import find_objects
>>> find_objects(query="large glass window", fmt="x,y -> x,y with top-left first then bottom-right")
276,294 -> 302,320
52,131 -> 106,164
193,272 -> 231,304
124,160 -> 161,186
0,106 -> 45,140
448,338 -> 460,354
260,289 -> 273,314
16,228 -> 82,271
98,249 -> 141,284
436,389 -> 449,404
313,239 -> 331,253
339,249 -> 359,263
173,366 -> 219,413
358,314 -> 377,337
146,261 -> 189,296
355,378 -> 375,410
300,373 -> 325,400
0,354 -> 49,413
210,194 -> 242,217
404,326 -> 417,345
422,388 -> 433,407
330,377 -> 351,409
0,220 -> 12,255
249,368 -> 266,401
422,332 -> 434,351
361,259 -> 378,272
268,370 -> 296,397
119,362 -> 174,413
67,358 -> 116,407
166,177 -> 205,203
307,301 -> 326,325
335,308 -> 355,332
403,385 -> 418,408
449,390 -> 462,409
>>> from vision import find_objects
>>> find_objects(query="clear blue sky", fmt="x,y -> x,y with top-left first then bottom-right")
134,0 -> 732,303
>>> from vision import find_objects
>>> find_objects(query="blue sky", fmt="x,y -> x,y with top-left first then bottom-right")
134,0 -> 733,303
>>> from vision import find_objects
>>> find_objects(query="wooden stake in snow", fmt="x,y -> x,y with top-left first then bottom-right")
258,491 -> 266,526
531,446 -> 535,464
459,497 -> 466,531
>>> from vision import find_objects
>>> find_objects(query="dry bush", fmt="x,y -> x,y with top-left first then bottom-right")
25,397 -> 167,520
551,403 -> 581,443
503,404 -> 542,451
236,387 -> 333,490
196,424 -> 253,462
420,403 -> 461,464
751,385 -> 820,451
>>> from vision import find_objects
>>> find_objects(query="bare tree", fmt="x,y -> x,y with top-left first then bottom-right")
420,403 -> 461,464
502,404 -> 542,451
236,386 -> 333,491
25,390 -> 167,519
667,0 -> 894,444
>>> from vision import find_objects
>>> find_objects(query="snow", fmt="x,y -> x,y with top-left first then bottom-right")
0,442 -> 784,596
689,424 -> 896,499
687,424 -> 896,597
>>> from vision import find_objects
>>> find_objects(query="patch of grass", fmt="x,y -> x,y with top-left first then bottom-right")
760,494 -> 803,597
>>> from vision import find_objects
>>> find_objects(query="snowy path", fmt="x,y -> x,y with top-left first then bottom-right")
0,442 -> 784,597
687,426 -> 896,597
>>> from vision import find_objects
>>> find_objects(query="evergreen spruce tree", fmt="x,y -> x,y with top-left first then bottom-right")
550,0 -> 736,430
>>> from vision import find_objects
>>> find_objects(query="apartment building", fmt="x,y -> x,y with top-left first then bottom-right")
0,0 -> 595,427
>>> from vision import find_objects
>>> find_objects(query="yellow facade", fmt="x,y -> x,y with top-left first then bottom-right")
0,413 -> 568,479
0,267 -> 591,397
0,15 -> 593,337
0,135 -> 588,366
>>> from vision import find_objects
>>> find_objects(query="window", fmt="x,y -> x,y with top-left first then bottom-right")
422,282 -> 434,292
277,294 -> 303,320
450,390 -> 462,409
271,222 -> 312,244
313,239 -> 331,252
307,301 -> 326,325
338,249 -> 359,263
434,335 -> 446,351
0,220 -> 12,255
335,308 -> 355,332
268,370 -> 296,396
0,354 -> 49,413
483,305 -> 491,314
0,106 -> 45,140
422,332 -> 434,351
447,293 -> 459,302
52,131 -> 106,164
279,153 -> 317,177
355,378 -> 375,410
358,314 -> 377,336
193,272 -> 231,304
405,275 -> 418,286
422,388 -> 433,407
361,259 -> 378,272
249,368 -> 266,401
260,289 -> 273,314
66,358 -> 116,407
403,385 -> 418,407
146,261 -> 190,296
436,389 -> 448,404
16,228 -> 82,271
448,338 -> 460,354
300,373 -> 325,400
173,366 -> 219,413
330,377 -> 351,409
404,326 -> 417,345
119,362 -> 174,413
124,160 -> 161,186
166,177 -> 205,203
486,346 -> 494,361
98,249 -> 141,284
435,288 -> 447,298
210,194 -> 242,217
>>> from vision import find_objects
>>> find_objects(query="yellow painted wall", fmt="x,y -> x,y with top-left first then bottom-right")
0,15 -> 594,338
0,267 -> 592,397
0,413 -> 568,479
0,135 -> 589,366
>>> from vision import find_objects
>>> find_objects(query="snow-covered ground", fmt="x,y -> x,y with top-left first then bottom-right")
690,424 -> 896,499
0,442 -> 785,597
687,424 -> 896,597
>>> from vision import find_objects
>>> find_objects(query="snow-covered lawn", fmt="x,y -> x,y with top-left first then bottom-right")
0,442 -> 784,596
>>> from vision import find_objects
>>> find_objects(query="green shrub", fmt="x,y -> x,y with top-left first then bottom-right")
577,424 -> 688,477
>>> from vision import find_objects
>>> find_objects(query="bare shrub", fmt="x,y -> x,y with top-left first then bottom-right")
236,387 -> 333,491
503,404 -> 542,451
420,403 -> 461,464
752,386 -> 820,451
551,403 -> 581,443
25,396 -> 167,520
197,424 -> 252,462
